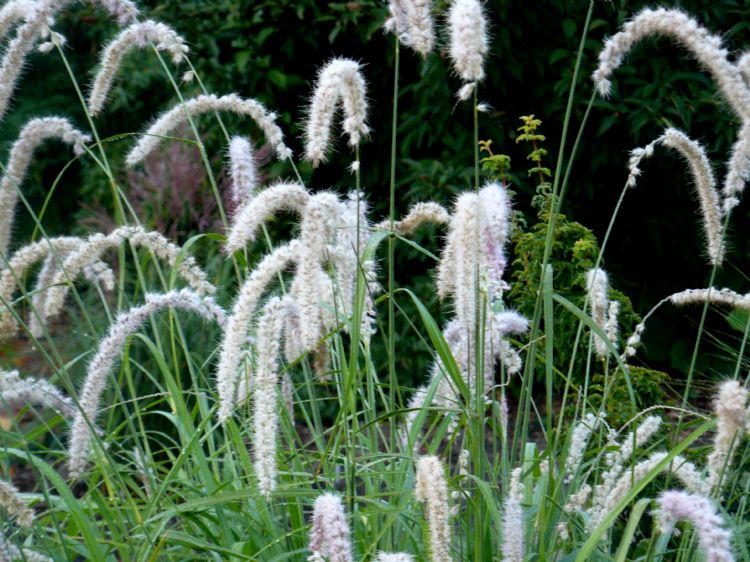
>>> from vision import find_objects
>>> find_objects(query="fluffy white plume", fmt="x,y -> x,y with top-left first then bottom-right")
224,182 -> 309,253
593,8 -> 750,119
0,117 -> 90,257
304,58 -> 369,167
0,367 -> 75,417
447,0 -> 488,96
252,297 -> 288,497
707,380 -> 748,490
67,289 -> 226,479
308,493 -> 354,562
656,490 -> 735,562
43,226 -> 214,324
415,456 -> 452,562
0,0 -> 139,120
384,0 -> 435,56
227,136 -> 257,208
126,93 -> 291,166
216,241 -> 300,423
0,237 -> 113,339
88,20 -> 189,116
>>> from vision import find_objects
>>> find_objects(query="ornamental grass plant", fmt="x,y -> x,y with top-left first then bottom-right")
0,1 -> 749,561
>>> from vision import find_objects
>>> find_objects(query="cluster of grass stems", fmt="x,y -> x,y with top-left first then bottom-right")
0,1 -> 748,561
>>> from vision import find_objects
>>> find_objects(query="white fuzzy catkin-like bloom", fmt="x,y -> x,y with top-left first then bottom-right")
659,129 -> 724,265
0,117 -> 90,257
224,182 -> 309,253
373,554 -> 415,562
591,415 -> 662,526
501,468 -> 524,562
308,493 -> 354,562
0,0 -> 138,121
437,182 -> 511,334
586,268 -> 610,359
304,58 -> 369,167
43,226 -> 214,323
216,241 -> 300,423
384,0 -> 435,56
88,20 -> 189,116
68,289 -> 226,479
0,478 -> 33,527
656,490 -> 735,562
447,0 -> 488,99
227,136 -> 257,208
252,297 -> 287,498
668,287 -> 750,310
605,300 -> 620,351
0,0 -> 35,42
292,191 -> 342,350
0,368 -> 75,417
593,8 -> 750,120
563,413 -> 603,482
126,93 -> 291,166
415,456 -> 452,562
723,122 -> 750,216
0,237 -> 113,338
380,201 -> 450,235
588,451 -> 708,531
707,380 -> 749,490
404,311 -> 529,447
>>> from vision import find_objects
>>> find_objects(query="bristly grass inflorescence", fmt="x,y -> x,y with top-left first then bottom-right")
1,1 -> 750,560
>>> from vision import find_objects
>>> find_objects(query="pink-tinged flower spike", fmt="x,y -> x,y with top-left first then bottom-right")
304,58 -> 369,167
227,136 -> 257,209
252,297 -> 288,497
0,367 -> 75,417
415,456 -> 453,562
500,468 -> 524,562
377,201 -> 450,235
308,493 -> 354,562
0,478 -> 33,527
43,226 -> 214,323
437,181 -> 511,335
126,93 -> 291,166
707,380 -> 749,490
216,241 -> 300,424
224,182 -> 309,253
447,0 -> 488,100
68,289 -> 226,479
593,8 -> 750,120
0,237 -> 113,339
588,451 -> 708,532
373,554 -> 415,562
0,117 -> 90,257
656,490 -> 735,562
88,20 -> 189,116
384,0 -> 435,57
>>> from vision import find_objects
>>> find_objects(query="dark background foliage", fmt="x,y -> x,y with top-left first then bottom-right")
4,0 -> 750,396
